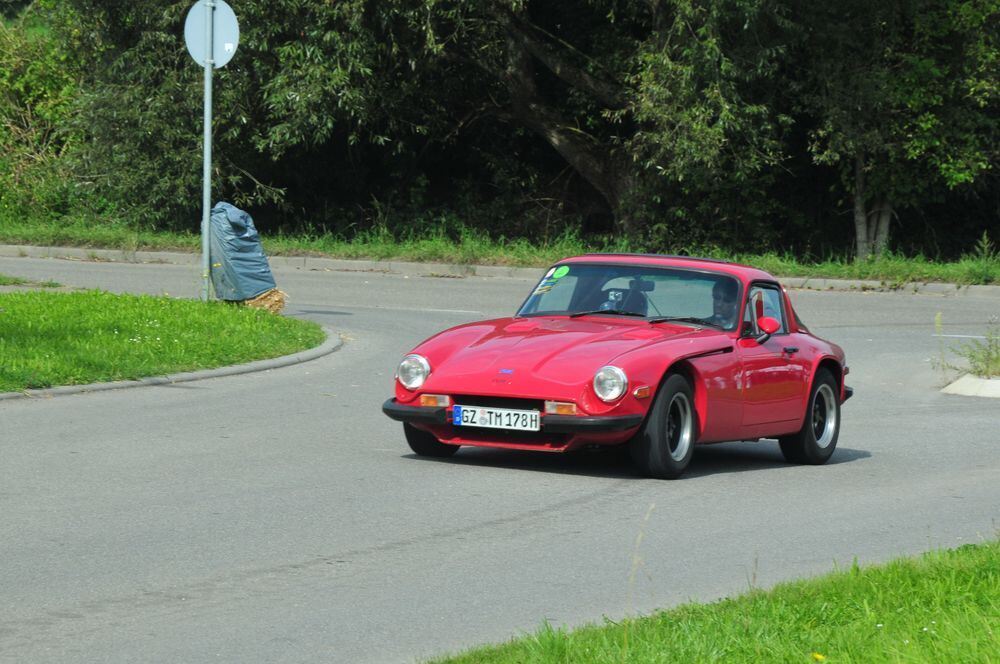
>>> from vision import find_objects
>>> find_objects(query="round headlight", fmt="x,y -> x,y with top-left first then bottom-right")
593,366 -> 628,402
397,354 -> 431,390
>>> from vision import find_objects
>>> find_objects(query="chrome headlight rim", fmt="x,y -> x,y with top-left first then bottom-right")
397,354 -> 431,391
593,365 -> 628,403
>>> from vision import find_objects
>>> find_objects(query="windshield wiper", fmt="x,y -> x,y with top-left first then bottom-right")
647,316 -> 724,329
569,309 -> 647,319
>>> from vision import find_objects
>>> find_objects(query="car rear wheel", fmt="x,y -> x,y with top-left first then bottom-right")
404,423 -> 459,457
779,369 -> 839,464
630,373 -> 696,479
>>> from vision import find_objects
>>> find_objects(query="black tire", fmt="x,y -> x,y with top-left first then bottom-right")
404,423 -> 459,457
779,369 -> 840,465
630,374 -> 697,479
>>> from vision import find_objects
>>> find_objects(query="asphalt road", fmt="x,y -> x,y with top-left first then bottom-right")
1,256 -> 998,663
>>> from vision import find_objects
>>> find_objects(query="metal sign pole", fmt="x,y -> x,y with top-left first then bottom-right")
185,0 -> 238,301
200,0 -> 215,301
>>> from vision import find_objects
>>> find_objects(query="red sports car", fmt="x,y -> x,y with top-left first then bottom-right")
383,254 -> 852,478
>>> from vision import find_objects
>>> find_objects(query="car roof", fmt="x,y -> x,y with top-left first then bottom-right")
558,253 -> 779,284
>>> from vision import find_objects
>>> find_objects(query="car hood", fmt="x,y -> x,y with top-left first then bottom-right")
415,316 -> 719,396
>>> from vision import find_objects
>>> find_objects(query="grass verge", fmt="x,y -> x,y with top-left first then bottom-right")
434,540 -> 1000,664
0,290 -> 325,392
951,322 -> 1000,379
1,218 -> 998,285
0,274 -> 29,286
0,273 -> 59,287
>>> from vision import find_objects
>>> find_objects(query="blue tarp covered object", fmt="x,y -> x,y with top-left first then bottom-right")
208,202 -> 276,301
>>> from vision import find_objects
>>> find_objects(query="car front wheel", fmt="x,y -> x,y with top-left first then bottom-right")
404,423 -> 459,457
779,369 -> 840,464
630,373 -> 696,479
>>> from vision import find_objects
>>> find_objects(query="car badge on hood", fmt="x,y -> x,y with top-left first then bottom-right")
499,368 -> 514,374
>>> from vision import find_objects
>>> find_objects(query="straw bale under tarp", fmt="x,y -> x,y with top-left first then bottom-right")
244,288 -> 287,314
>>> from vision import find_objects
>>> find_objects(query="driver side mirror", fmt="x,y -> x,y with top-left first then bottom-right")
754,316 -> 781,344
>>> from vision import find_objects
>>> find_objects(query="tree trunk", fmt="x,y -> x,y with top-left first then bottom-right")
852,155 -> 894,259
501,22 -> 631,234
853,152 -> 872,260
871,198 -> 892,255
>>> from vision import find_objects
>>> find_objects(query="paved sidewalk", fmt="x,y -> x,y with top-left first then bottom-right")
2,243 -> 998,297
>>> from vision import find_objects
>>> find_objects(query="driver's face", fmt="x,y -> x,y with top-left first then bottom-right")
713,290 -> 737,319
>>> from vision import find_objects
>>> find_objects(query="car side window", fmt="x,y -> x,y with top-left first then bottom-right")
743,284 -> 787,335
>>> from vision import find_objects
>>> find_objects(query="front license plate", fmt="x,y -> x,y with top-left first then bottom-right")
452,405 -> 540,432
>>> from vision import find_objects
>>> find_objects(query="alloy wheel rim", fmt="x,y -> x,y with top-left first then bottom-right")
666,393 -> 693,461
812,384 -> 837,448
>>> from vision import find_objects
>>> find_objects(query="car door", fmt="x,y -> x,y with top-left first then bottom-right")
738,283 -> 810,430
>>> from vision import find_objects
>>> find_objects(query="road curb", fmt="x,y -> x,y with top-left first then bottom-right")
2,243 -> 999,296
779,276 -> 1000,297
0,326 -> 344,402
0,243 -> 548,281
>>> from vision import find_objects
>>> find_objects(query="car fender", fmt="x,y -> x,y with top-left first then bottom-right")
611,339 -> 737,440
803,353 -> 846,413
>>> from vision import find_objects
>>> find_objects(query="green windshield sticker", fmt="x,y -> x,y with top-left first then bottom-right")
553,266 -> 570,279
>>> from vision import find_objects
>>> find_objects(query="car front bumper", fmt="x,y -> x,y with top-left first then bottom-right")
381,399 -> 643,434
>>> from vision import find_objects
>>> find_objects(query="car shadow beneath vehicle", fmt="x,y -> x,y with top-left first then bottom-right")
404,445 -> 639,480
404,441 -> 871,480
682,441 -> 871,479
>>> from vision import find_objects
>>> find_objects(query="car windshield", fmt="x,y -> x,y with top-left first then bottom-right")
517,263 -> 743,331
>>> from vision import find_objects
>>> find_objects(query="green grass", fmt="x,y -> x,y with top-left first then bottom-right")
1,217 -> 998,285
950,323 -> 1000,379
0,290 -> 325,392
434,540 -> 1000,664
0,272 -> 59,287
0,273 -> 29,286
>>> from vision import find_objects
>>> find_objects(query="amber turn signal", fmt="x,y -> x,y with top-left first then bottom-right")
544,401 -> 578,415
633,386 -> 651,399
419,394 -> 451,407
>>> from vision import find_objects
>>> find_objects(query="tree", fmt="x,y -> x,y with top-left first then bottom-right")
16,0 -> 996,256
432,0 -> 791,235
0,1 -> 33,19
0,4 -> 81,215
43,0 -> 796,237
42,0 -> 454,228
794,0 -> 999,259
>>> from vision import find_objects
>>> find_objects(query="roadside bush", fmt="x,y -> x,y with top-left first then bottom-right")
0,8 -> 85,222
952,318 -> 1000,379
959,232 -> 1000,285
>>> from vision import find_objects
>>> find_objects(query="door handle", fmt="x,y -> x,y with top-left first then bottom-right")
783,346 -> 799,354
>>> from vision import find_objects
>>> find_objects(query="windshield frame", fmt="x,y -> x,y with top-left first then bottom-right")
515,261 -> 745,330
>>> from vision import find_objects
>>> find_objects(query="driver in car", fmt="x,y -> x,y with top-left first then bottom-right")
707,279 -> 739,328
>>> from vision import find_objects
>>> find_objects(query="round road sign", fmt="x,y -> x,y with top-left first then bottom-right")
184,0 -> 240,69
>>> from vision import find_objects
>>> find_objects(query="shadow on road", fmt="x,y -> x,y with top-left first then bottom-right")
151,382 -> 211,390
683,442 -> 871,479
405,445 -> 637,479
290,309 -> 354,317
404,441 -> 871,480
